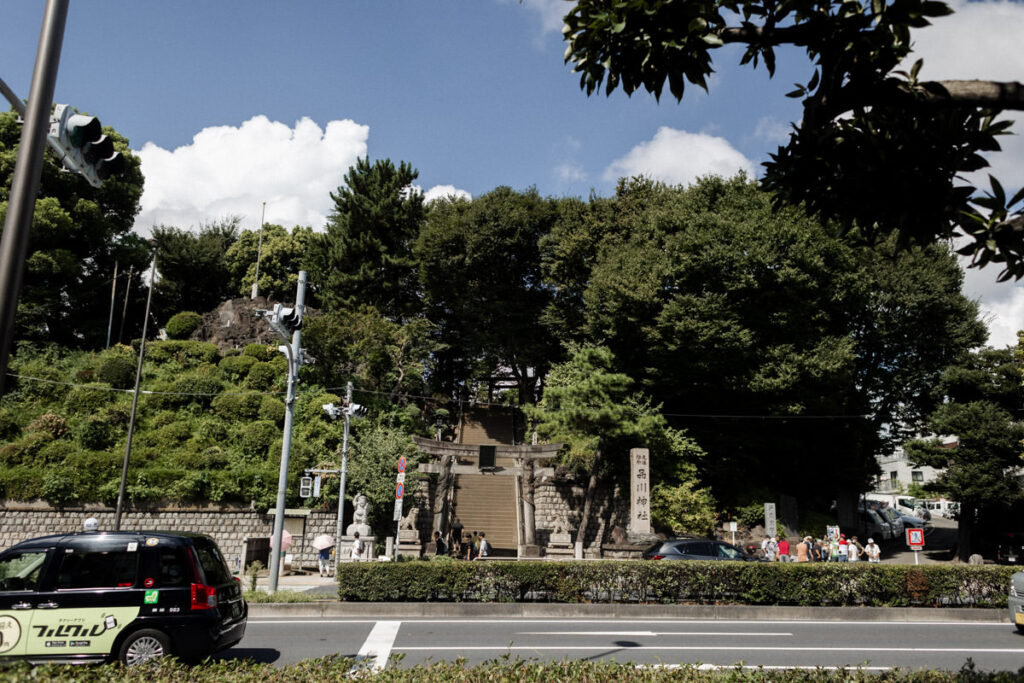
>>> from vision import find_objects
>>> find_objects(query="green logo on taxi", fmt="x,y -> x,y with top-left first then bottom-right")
144,590 -> 158,604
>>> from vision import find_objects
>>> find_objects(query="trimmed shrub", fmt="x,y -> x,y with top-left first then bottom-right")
258,396 -> 286,425
150,421 -> 192,451
165,311 -> 203,339
244,361 -> 279,390
335,561 -> 1018,608
242,343 -> 275,362
63,382 -> 114,415
37,439 -> 78,465
0,466 -> 44,501
26,412 -> 68,439
145,340 -> 220,366
41,468 -> 82,508
0,409 -> 21,441
219,353 -> 256,382
241,420 -> 280,459
97,353 -> 136,389
212,392 -> 263,421
77,417 -> 114,451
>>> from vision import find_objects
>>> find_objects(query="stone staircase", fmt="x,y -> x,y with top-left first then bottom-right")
452,473 -> 518,556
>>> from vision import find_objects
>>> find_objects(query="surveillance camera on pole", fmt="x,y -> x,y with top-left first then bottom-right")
47,104 -> 125,187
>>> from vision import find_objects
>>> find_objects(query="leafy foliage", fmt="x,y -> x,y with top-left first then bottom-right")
562,0 -> 1024,279
164,311 -> 203,340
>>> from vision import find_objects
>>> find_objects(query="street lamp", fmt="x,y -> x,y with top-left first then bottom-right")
323,382 -> 367,559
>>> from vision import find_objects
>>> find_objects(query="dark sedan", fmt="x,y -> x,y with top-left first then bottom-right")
643,538 -> 757,561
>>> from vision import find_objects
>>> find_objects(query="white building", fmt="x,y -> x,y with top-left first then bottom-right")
873,437 -> 955,494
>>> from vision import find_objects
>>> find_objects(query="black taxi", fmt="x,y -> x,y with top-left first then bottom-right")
0,530 -> 246,665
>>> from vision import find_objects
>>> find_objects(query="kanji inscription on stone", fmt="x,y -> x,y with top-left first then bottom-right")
630,448 -> 652,534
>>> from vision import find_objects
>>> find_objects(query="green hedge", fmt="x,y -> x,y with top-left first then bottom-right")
336,560 -> 1017,607
4,658 -> 1017,682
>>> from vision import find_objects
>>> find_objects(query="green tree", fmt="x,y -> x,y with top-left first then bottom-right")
151,219 -> 238,317
526,345 -> 706,551
308,158 -> 425,319
561,0 -> 1024,279
224,224 -> 315,302
1,110 -> 148,348
904,347 -> 1024,558
417,187 -> 561,404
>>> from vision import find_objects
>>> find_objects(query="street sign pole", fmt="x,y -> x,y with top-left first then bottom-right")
393,456 -> 407,561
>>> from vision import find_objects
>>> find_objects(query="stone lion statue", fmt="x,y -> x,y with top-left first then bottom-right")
400,506 -> 420,531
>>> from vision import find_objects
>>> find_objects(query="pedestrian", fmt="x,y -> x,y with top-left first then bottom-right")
463,533 -> 476,561
764,535 -> 777,562
451,517 -> 464,545
836,534 -> 849,562
474,532 -> 490,560
864,538 -> 881,563
449,531 -> 462,559
318,544 -> 333,576
816,538 -> 829,562
828,534 -> 840,561
433,530 -> 447,557
849,535 -> 863,562
776,535 -> 790,562
350,531 -> 364,562
760,535 -> 771,559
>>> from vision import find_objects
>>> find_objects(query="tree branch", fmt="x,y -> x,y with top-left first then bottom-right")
929,80 -> 1024,110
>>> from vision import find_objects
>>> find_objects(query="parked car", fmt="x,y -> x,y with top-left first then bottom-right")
1009,571 -> 1024,633
877,507 -> 905,538
896,509 -> 929,530
0,530 -> 246,665
859,509 -> 892,542
996,532 -> 1024,566
644,539 -> 756,561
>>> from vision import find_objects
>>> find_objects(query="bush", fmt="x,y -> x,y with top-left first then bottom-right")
240,420 -> 280,459
244,361 -> 279,390
335,561 -> 1018,608
77,417 -> 114,451
212,392 -> 263,421
242,343 -> 275,362
97,353 -> 136,389
41,468 -> 82,508
145,340 -> 220,366
0,466 -> 44,501
64,382 -> 113,415
650,481 -> 717,537
219,354 -> 256,382
26,412 -> 68,439
0,409 -> 21,441
258,395 -> 286,425
165,311 -> 203,339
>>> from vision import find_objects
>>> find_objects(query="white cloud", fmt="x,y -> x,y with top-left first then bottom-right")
555,162 -> 586,182
752,117 -> 791,145
508,0 -> 571,34
133,115 -> 368,235
422,185 -> 471,203
603,127 -> 755,186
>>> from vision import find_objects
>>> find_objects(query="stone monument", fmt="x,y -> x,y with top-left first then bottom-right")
629,448 -> 652,535
397,506 -> 422,558
544,511 -> 575,558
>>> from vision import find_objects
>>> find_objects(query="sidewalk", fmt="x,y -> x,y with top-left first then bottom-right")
253,571 -> 338,593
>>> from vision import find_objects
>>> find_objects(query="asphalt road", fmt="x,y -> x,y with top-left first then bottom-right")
213,616 -> 1024,672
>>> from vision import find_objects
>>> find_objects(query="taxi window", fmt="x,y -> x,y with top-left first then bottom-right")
154,547 -> 190,587
192,538 -> 232,585
0,551 -> 48,592
56,549 -> 139,589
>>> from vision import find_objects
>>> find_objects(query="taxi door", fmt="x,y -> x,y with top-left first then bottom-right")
0,547 -> 54,658
23,539 -> 143,659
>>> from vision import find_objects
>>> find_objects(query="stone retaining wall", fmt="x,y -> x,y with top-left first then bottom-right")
533,479 -> 629,555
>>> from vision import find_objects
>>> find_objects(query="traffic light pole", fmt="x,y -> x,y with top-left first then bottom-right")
268,271 -> 306,593
0,0 -> 69,396
334,381 -> 353,561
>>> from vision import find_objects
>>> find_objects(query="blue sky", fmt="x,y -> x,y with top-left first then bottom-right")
2,0 -> 1022,346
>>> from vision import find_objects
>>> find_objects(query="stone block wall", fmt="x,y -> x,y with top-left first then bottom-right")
533,479 -> 629,555
0,502 -> 344,572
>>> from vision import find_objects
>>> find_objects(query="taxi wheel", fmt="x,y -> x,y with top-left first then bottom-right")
119,629 -> 171,665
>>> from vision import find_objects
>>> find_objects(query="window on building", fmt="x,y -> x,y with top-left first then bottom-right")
911,470 -> 924,483
889,471 -> 898,487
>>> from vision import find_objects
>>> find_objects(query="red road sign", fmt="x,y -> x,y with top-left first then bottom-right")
906,528 -> 925,548
395,482 -> 404,500
397,456 -> 407,473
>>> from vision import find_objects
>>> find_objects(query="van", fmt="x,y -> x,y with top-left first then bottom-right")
0,530 -> 246,665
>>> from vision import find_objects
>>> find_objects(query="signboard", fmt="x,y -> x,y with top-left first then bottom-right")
397,456 -> 407,474
764,503 -> 777,538
393,498 -> 403,521
906,527 -> 925,548
629,448 -> 652,534
395,482 -> 404,500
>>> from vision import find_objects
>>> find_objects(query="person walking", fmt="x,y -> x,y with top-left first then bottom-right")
433,530 -> 447,556
864,538 -> 881,563
776,535 -> 790,562
795,536 -> 810,562
836,534 -> 849,562
474,532 -> 490,560
848,535 -> 863,562
463,533 -> 476,561
318,545 -> 333,576
350,531 -> 364,562
764,535 -> 778,562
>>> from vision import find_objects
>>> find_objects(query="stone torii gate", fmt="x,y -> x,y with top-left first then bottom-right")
412,436 -> 562,557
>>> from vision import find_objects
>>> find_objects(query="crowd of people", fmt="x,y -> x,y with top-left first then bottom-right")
432,518 -> 490,560
757,532 -> 881,563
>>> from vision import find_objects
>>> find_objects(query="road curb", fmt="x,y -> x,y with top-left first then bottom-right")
250,601 -> 1008,622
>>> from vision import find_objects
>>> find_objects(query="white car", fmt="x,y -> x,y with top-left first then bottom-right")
1009,571 -> 1024,633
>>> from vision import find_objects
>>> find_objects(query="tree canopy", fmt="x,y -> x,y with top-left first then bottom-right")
562,0 -> 1024,280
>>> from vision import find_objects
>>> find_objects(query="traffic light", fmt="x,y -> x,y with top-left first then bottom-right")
268,303 -> 302,340
47,104 -> 125,187
348,403 -> 368,418
299,476 -> 313,498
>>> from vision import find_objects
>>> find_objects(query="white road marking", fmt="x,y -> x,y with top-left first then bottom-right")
353,620 -> 401,672
517,631 -> 792,637
248,618 -> 1008,627
393,645 -> 1024,654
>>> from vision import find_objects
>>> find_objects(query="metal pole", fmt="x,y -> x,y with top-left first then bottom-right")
105,261 -> 118,349
334,381 -> 352,565
251,202 -> 266,300
268,270 -> 306,592
114,250 -> 157,530
118,265 -> 133,344
0,0 -> 69,396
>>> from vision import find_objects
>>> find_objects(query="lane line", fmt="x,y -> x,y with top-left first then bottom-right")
248,618 -> 1009,627
393,645 -> 1024,653
517,631 -> 792,637
353,620 -> 401,672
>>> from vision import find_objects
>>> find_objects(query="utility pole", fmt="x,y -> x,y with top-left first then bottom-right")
114,250 -> 157,530
105,261 -> 118,349
251,201 -> 266,300
335,382 -> 353,555
0,0 -> 68,395
265,271 -> 306,592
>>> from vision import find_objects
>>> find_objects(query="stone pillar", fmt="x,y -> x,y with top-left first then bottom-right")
629,448 -> 651,535
432,455 -> 452,535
